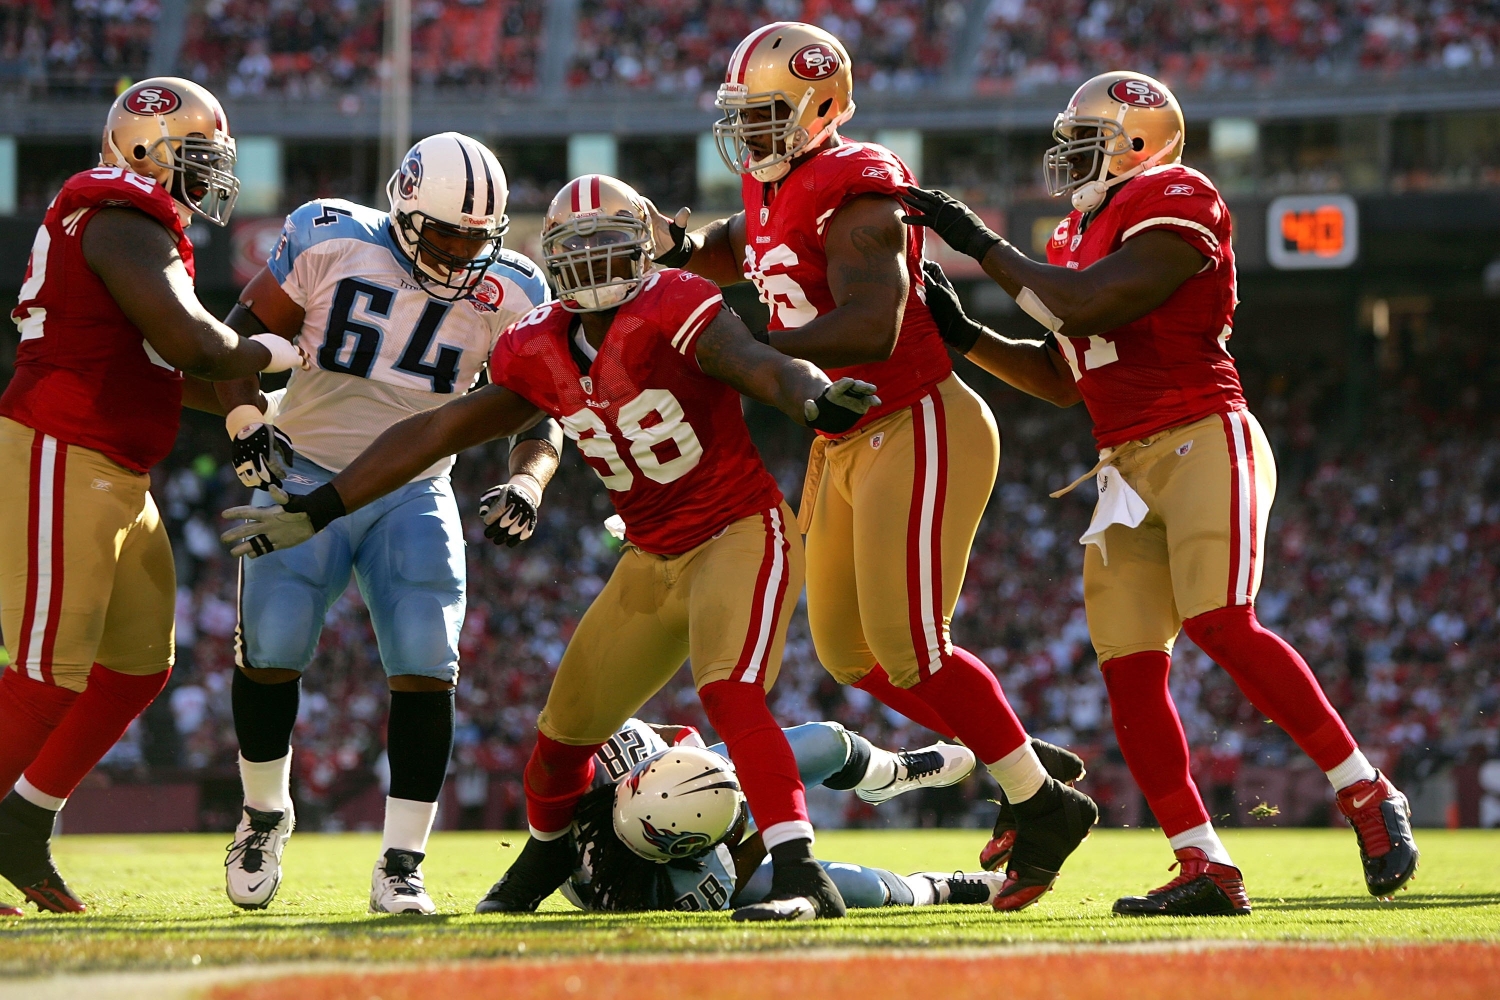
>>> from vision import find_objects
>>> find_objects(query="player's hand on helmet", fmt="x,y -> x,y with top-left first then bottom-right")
221,483 -> 345,559
921,260 -> 985,354
644,198 -> 694,267
900,187 -> 1003,262
478,476 -> 542,548
226,405 -> 295,489
804,377 -> 881,434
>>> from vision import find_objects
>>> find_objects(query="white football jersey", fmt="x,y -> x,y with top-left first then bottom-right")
266,198 -> 550,479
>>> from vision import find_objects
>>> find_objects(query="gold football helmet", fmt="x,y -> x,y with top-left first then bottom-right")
1044,71 -> 1184,213
542,174 -> 655,312
101,77 -> 239,226
713,21 -> 855,183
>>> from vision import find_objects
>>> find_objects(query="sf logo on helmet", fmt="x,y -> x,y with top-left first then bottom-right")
125,87 -> 181,116
397,152 -> 423,200
790,43 -> 840,80
1108,79 -> 1167,108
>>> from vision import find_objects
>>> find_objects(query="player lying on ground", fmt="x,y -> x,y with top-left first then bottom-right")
0,78 -> 309,917
562,720 -> 1087,913
223,174 -> 879,921
900,70 -> 1418,914
210,132 -> 560,916
646,20 -> 1098,913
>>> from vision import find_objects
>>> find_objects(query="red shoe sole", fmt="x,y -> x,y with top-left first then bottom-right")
22,885 -> 85,913
992,878 -> 1055,912
979,832 -> 1015,873
1,905 -> 21,918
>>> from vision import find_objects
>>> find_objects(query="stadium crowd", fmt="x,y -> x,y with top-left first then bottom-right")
4,0 -> 1497,97
55,341 -> 1495,831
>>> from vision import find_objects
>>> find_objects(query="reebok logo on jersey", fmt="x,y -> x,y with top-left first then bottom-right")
862,166 -> 889,180
1164,184 -> 1196,196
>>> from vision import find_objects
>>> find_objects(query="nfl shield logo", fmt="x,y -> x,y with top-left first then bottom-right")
580,376 -> 594,395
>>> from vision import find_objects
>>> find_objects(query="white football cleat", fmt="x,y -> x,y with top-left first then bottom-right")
856,743 -> 976,804
225,804 -> 294,910
370,848 -> 437,915
914,870 -> 1008,905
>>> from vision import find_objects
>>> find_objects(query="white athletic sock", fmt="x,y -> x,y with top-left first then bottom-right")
238,751 -> 292,813
529,825 -> 570,842
1324,749 -> 1377,791
900,874 -> 938,907
1168,822 -> 1233,866
986,741 -> 1047,804
15,775 -> 66,812
382,796 -> 439,854
855,746 -> 899,792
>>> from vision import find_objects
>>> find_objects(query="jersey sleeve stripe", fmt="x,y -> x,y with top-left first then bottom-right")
670,294 -> 723,354
1120,216 -> 1220,249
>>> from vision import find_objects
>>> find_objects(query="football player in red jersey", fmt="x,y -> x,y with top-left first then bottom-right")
901,71 -> 1419,914
0,77 -> 308,914
221,175 -> 879,920
648,21 -> 1098,911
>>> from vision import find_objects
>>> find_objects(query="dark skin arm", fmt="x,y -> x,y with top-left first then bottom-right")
674,211 -> 749,287
181,375 -> 229,415
507,437 -> 560,491
965,331 -> 1083,408
693,308 -> 834,424
215,266 -> 306,414
81,208 -> 276,379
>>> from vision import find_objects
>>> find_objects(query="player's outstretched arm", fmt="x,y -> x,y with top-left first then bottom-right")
901,187 -> 1204,339
81,208 -> 308,380
695,309 -> 879,434
647,200 -> 748,286
921,261 -> 1080,408
763,194 -> 909,368
477,419 -> 564,549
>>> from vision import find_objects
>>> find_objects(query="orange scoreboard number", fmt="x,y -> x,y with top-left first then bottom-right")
1267,194 -> 1358,269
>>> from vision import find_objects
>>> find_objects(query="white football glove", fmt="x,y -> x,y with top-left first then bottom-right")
803,377 -> 881,434
220,486 -> 315,558
226,404 -> 294,489
251,333 -> 312,374
478,476 -> 542,548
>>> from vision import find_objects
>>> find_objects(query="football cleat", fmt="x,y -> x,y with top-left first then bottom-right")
0,798 -> 86,914
474,834 -> 575,913
856,743 -> 976,804
732,860 -> 847,922
0,904 -> 21,918
1112,846 -> 1252,916
224,804 -> 294,910
981,739 -> 1088,872
992,777 -> 1098,912
370,848 -> 436,915
1336,770 -> 1419,898
914,870 -> 1008,906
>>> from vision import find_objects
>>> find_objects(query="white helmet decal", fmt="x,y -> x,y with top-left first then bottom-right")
613,747 -> 745,862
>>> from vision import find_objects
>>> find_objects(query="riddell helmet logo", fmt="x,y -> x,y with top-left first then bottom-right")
397,152 -> 422,200
1108,79 -> 1167,108
125,86 -> 181,116
790,43 -> 840,80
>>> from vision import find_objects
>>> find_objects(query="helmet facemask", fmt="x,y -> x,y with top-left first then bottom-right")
713,86 -> 851,183
389,187 -> 507,303
111,128 -> 240,227
1044,111 -> 1134,201
543,214 -> 652,313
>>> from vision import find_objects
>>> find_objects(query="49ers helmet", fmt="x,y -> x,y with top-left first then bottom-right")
387,132 -> 509,302
101,77 -> 239,226
613,747 -> 745,863
1045,71 -> 1185,213
714,21 -> 855,183
541,174 -> 654,313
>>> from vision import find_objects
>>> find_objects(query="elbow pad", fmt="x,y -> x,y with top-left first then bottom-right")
1016,287 -> 1064,334
512,416 -> 564,456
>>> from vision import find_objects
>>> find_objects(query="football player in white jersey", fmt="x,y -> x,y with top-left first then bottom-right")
213,133 -> 559,914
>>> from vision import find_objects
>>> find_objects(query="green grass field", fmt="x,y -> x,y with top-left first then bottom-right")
1,828 -> 1496,977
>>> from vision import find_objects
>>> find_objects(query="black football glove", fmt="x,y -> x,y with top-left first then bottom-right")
478,480 -> 541,548
652,206 -> 694,268
921,259 -> 987,355
804,377 -> 881,435
900,187 -> 1003,262
228,413 -> 295,489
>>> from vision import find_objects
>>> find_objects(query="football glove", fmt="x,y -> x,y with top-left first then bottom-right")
921,259 -> 987,354
221,484 -> 346,559
478,477 -> 542,548
226,405 -> 295,489
900,187 -> 1003,262
804,377 -> 881,435
652,206 -> 694,267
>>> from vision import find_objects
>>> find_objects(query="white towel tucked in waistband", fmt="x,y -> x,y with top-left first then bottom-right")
1078,465 -> 1148,566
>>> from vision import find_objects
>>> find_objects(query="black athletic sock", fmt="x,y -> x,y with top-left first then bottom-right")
387,688 -> 455,802
0,790 -> 56,837
232,668 -> 301,763
821,731 -> 874,790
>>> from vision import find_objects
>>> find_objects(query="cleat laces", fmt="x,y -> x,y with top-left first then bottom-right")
895,749 -> 946,782
225,814 -> 280,874
941,873 -> 994,905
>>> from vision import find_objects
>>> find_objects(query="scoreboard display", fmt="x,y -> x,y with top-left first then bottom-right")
1267,194 -> 1359,269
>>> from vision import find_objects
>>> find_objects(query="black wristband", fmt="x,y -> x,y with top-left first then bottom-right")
285,482 -> 347,532
963,229 -> 1004,262
224,302 -> 270,338
653,224 -> 694,268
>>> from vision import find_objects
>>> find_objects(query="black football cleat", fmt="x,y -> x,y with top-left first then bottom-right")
992,777 -> 1098,912
732,860 -> 847,922
474,834 -> 575,913
0,792 -> 85,914
1336,771 -> 1419,898
982,740 -> 1089,873
1113,846 -> 1252,916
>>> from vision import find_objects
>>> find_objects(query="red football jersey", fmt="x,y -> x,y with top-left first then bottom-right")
490,268 -> 784,556
740,141 -> 951,434
1044,164 -> 1244,449
1,167 -> 195,472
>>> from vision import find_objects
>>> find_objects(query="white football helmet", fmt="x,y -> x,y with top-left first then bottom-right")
541,174 -> 655,313
386,132 -> 509,301
613,747 -> 745,862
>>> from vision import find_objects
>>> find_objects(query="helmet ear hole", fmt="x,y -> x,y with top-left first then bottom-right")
133,144 -> 147,160
817,99 -> 832,117
1132,136 -> 1145,152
